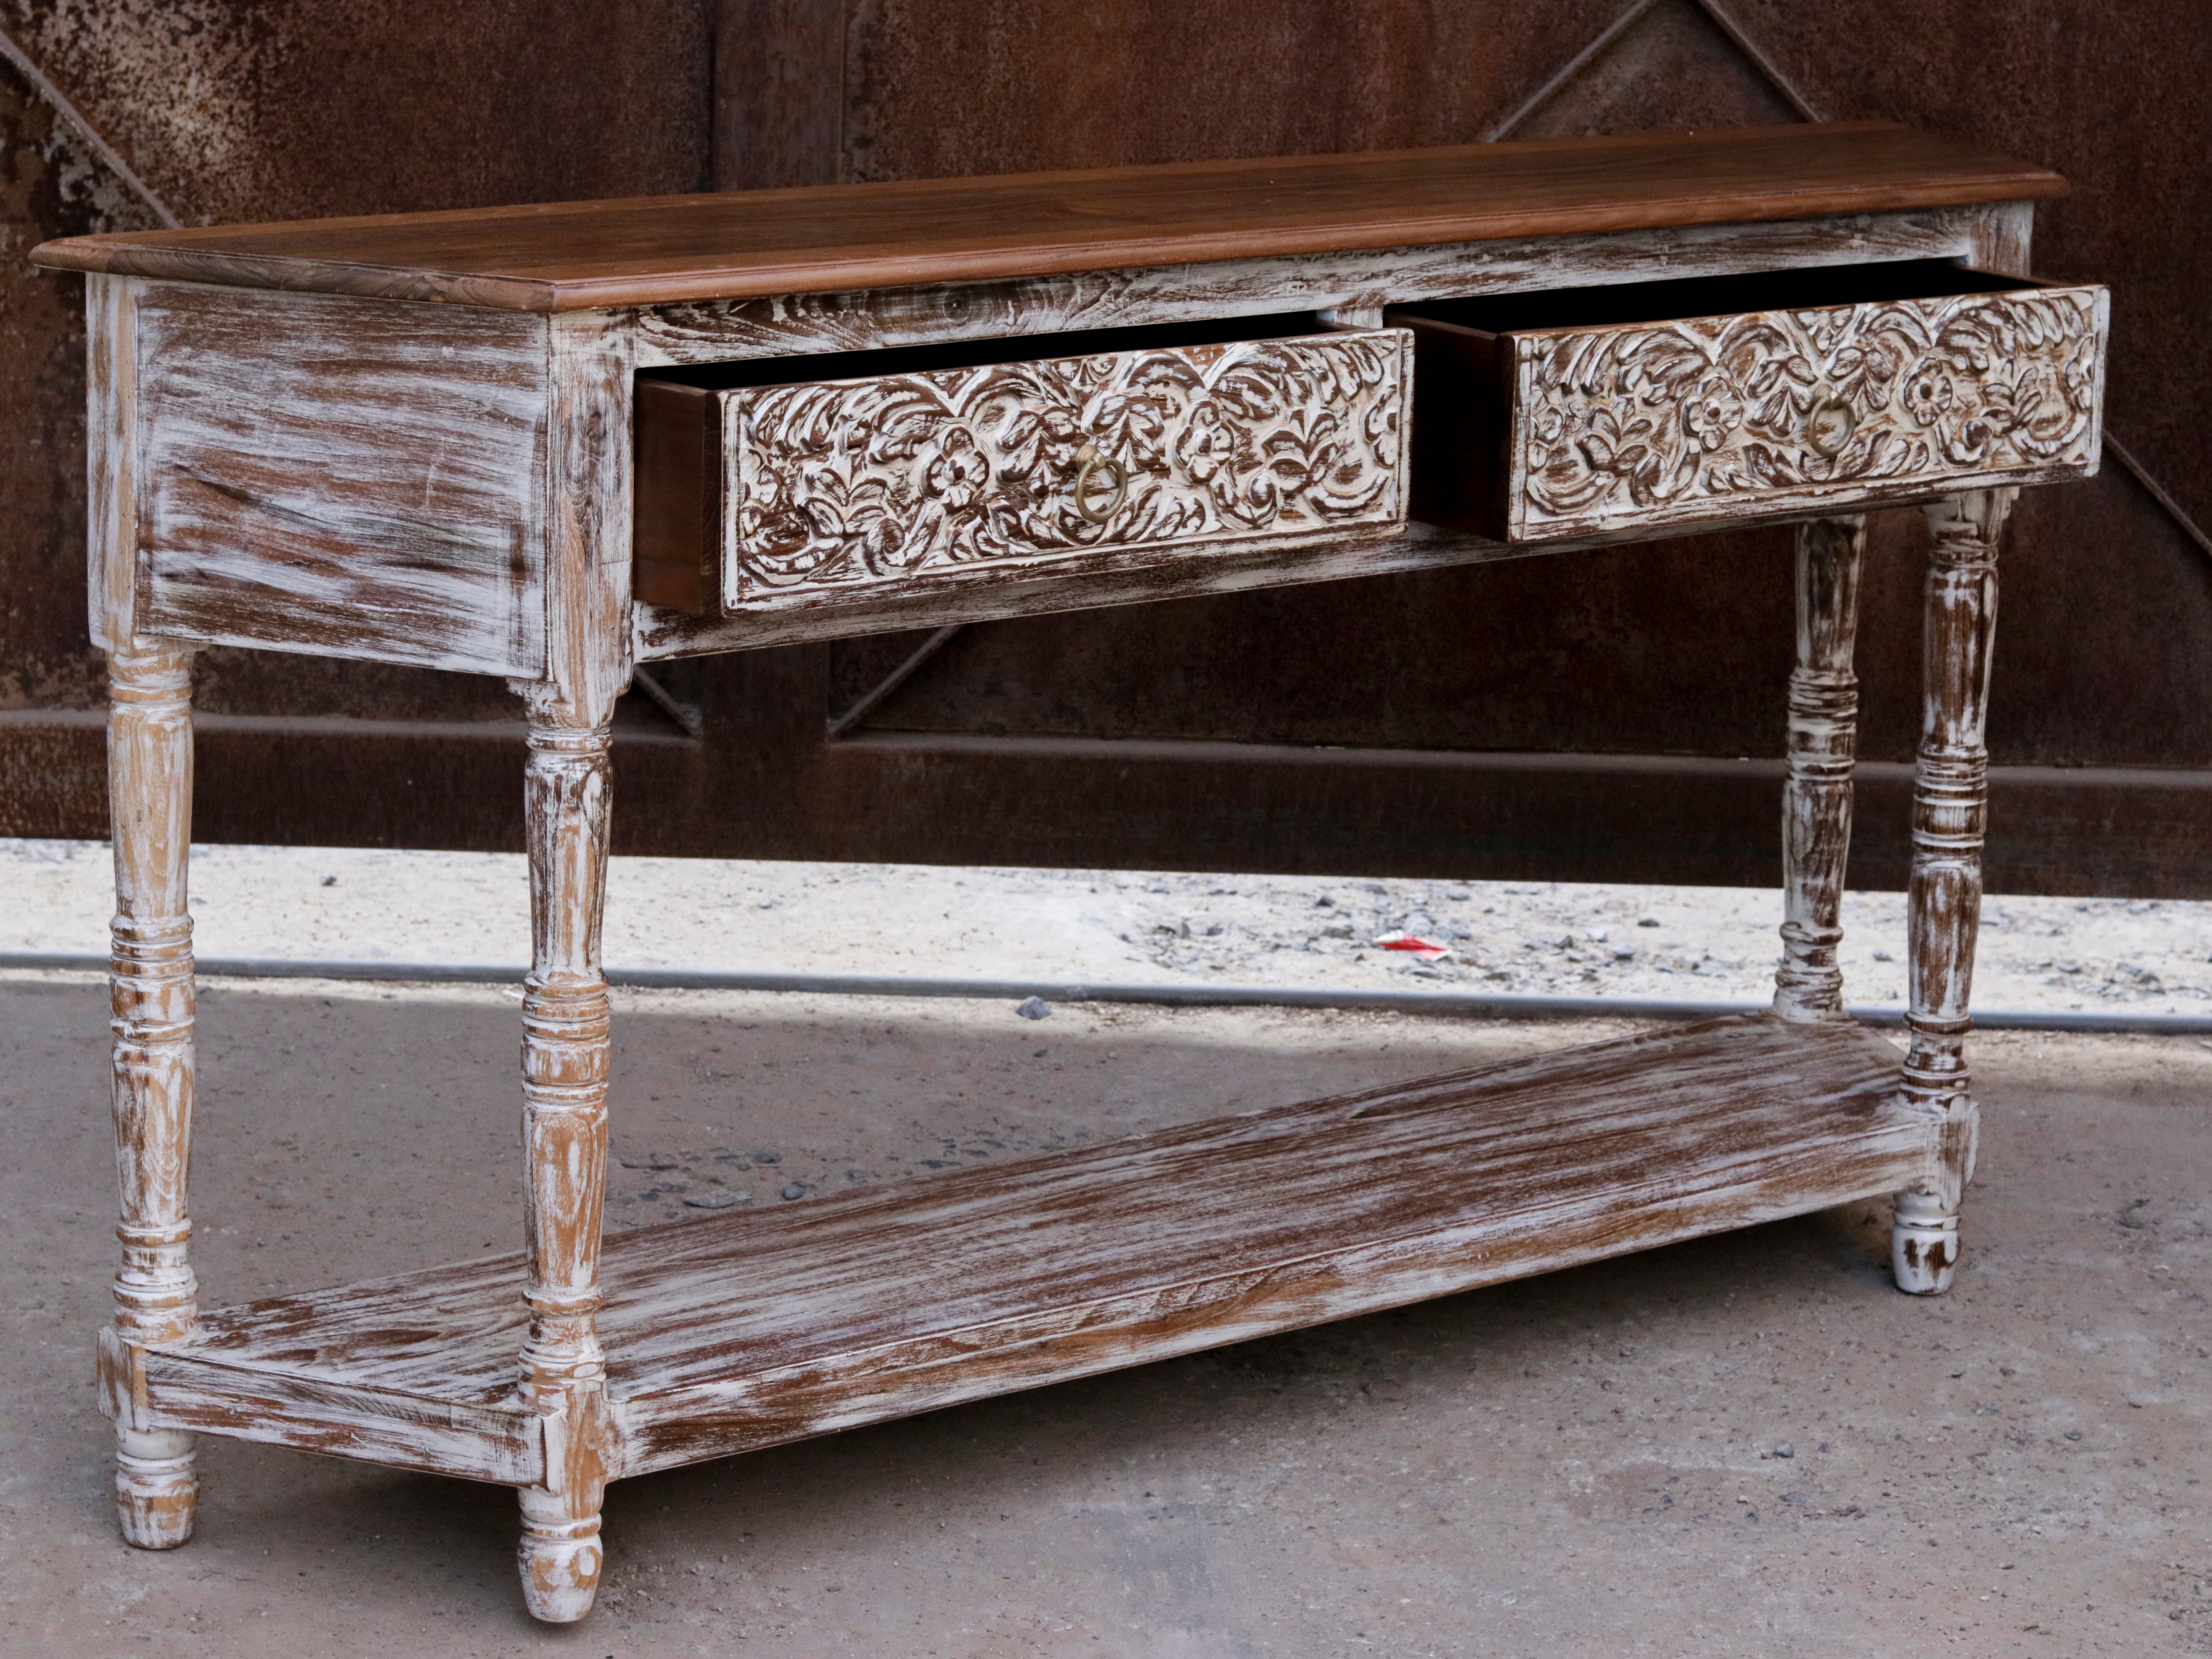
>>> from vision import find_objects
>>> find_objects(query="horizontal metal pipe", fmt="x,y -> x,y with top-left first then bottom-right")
2,951 -> 2207,1035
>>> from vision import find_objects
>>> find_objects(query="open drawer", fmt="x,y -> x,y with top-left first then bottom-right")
1389,259 -> 2108,542
634,314 -> 1410,616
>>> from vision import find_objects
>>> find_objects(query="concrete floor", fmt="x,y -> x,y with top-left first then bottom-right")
5,972 -> 2211,1656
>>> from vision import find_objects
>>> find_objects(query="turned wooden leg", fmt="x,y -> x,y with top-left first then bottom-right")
1893,489 -> 2012,1295
104,641 -> 201,1546
513,684 -> 619,1621
1774,516 -> 1864,1022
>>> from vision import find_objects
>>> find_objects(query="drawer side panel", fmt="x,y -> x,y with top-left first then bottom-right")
1506,283 -> 2107,541
719,329 -> 1410,612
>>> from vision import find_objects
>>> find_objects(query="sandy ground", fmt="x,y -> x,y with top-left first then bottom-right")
3,969 -> 2211,1656
5,837 -> 2211,1013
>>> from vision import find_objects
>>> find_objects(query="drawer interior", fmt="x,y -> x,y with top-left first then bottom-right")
1390,259 -> 2035,339
640,310 -> 1341,394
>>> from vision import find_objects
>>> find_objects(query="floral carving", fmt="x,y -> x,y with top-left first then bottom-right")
723,331 -> 1407,601
1511,287 -> 2106,538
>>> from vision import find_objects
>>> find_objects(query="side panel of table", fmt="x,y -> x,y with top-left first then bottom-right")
122,281 -> 554,676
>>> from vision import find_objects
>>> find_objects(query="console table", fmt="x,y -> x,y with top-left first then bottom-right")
32,122 -> 2108,1623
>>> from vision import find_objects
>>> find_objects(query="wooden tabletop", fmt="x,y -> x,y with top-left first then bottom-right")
31,122 -> 2064,313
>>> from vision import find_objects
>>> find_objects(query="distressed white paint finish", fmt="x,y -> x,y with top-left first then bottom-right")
104,640 -> 200,1547
132,285 -> 552,676
1774,516 -> 1864,1021
1893,488 -> 2013,1295
114,1016 -> 1929,1491
127,1342 -> 540,1485
539,310 -> 638,719
628,206 -> 2010,370
1502,284 -> 2107,541
64,171 -> 2077,1622
1966,198 -> 2036,281
85,275 -> 144,652
507,309 -> 633,1624
716,328 -> 1407,610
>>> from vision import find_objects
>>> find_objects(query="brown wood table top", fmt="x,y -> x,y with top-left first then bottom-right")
30,122 -> 2064,313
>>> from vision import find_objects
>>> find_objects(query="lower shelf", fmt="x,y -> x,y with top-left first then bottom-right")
111,1014 -> 1929,1487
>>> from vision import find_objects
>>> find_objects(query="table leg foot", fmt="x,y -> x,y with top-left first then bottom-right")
1891,1189 -> 1959,1295
518,1483 -> 603,1622
115,1424 -> 197,1548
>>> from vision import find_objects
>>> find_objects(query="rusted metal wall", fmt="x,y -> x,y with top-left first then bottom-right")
4,0 -> 2208,895
0,2 -> 710,834
794,0 -> 2212,892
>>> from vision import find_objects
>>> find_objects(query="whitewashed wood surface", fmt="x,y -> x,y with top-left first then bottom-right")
120,1015 -> 1927,1485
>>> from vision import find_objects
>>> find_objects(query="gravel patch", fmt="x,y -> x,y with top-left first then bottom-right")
4,836 -> 2207,1015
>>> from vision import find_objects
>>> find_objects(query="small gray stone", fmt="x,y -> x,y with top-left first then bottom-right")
683,1191 -> 744,1210
1773,1442 -> 1795,1459
780,1182 -> 806,1200
618,1151 -> 682,1171
750,1150 -> 782,1165
1016,996 -> 1053,1020
1637,916 -> 1661,928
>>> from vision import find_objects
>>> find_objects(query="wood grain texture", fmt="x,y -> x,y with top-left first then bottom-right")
28,124 -> 2066,312
508,309 -> 633,1623
85,276 -> 143,652
632,380 -> 721,610
538,311 -> 638,719
133,1346 -> 540,1486
626,205 -> 2015,371
132,286 -> 550,676
1773,516 -> 1864,1021
105,640 -> 199,1548
122,1016 -> 1928,1486
513,682 -> 617,1621
1967,198 -> 2035,282
1893,487 -> 2012,1295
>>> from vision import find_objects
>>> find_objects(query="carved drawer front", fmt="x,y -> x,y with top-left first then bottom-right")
633,317 -> 1411,616
1391,260 -> 2108,542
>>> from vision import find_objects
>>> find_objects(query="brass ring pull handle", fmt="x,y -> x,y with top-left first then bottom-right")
1805,397 -> 1857,459
1072,443 -> 1128,525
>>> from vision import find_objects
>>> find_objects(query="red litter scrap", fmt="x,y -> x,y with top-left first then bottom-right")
1374,930 -> 1451,962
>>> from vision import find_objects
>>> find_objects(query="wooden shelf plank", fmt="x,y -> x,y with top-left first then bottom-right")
139,1016 -> 1926,1483
30,125 -> 2063,312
